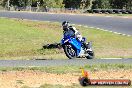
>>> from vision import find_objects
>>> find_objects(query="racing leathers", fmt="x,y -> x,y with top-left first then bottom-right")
63,26 -> 88,49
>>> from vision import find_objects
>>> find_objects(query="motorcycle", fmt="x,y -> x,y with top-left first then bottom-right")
61,33 -> 94,59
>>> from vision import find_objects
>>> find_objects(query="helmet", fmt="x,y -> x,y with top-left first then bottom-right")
62,21 -> 70,30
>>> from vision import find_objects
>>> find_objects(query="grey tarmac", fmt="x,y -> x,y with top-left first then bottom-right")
0,11 -> 132,35
0,59 -> 132,67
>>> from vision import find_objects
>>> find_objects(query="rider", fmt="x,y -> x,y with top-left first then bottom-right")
62,21 -> 89,50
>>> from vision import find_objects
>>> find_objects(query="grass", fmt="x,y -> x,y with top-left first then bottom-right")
0,17 -> 132,59
15,64 -> 132,88
45,11 -> 132,17
107,14 -> 132,17
103,14 -> 132,17
0,18 -> 63,59
22,84 -> 132,88
85,13 -> 132,17
0,64 -> 131,88
60,10 -> 132,17
0,64 -> 132,73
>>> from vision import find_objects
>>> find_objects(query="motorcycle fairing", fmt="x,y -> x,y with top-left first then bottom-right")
61,37 -> 82,56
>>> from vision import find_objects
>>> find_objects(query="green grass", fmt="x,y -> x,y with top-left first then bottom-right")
0,17 -> 132,59
110,14 -> 132,17
0,64 -> 132,73
21,84 -> 132,88
91,13 -> 132,17
0,18 -> 63,59
105,14 -> 132,17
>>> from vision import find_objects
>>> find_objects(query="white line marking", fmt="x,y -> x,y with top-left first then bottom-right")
114,32 -> 118,34
122,34 -> 126,36
99,29 -> 104,31
84,26 -> 88,28
109,31 -> 113,33
127,35 -> 131,37
103,29 -> 108,31
116,32 -> 121,35
100,58 -> 122,59
78,25 -> 82,26
97,28 -> 100,29
89,27 -> 94,29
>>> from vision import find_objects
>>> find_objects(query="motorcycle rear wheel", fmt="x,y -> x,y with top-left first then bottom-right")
86,51 -> 94,59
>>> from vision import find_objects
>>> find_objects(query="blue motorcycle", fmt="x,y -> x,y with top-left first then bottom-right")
61,33 -> 94,59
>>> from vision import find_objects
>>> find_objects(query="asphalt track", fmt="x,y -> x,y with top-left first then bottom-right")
0,59 -> 132,67
0,11 -> 132,66
0,11 -> 132,35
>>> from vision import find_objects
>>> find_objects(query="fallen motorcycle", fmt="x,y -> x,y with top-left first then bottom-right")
61,34 -> 94,59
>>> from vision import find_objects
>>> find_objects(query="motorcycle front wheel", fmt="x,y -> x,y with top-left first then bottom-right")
64,44 -> 77,59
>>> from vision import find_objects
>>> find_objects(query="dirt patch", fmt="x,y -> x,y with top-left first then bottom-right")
0,71 -> 78,88
0,69 -> 132,88
90,69 -> 132,80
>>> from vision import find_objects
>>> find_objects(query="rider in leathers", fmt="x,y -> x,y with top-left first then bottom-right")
62,21 -> 89,50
